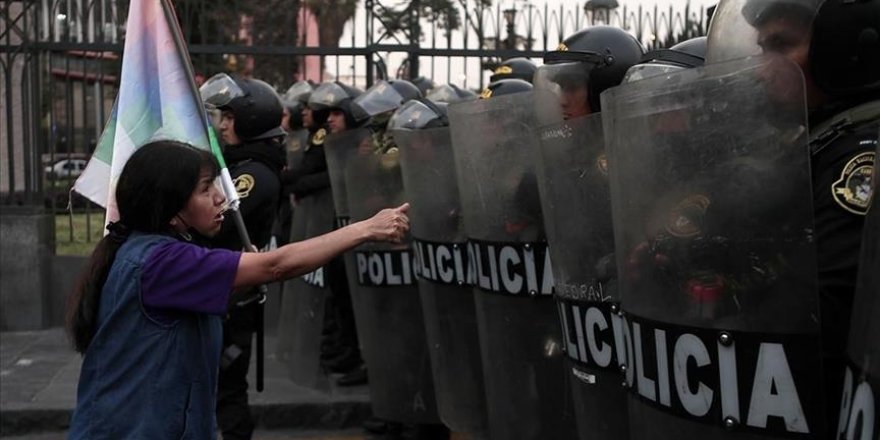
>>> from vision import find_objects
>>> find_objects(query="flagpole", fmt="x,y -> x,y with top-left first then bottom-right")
159,0 -> 267,391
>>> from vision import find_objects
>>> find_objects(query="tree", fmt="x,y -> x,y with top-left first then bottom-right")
173,0 -> 303,88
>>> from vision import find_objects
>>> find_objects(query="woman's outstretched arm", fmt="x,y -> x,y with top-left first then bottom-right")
234,203 -> 410,288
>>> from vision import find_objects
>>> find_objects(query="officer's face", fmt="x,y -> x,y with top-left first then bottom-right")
757,16 -> 811,72
175,171 -> 227,237
327,110 -> 348,134
302,107 -> 314,128
756,16 -> 824,108
281,108 -> 291,132
560,85 -> 591,120
219,111 -> 242,146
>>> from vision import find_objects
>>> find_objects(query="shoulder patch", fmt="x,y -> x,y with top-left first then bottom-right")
831,151 -> 874,215
312,128 -> 326,146
233,173 -> 255,199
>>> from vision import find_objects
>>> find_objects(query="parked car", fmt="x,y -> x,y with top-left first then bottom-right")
45,159 -> 87,179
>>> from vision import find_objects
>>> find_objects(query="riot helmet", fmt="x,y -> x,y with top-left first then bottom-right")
307,81 -> 363,133
706,0 -> 818,64
622,36 -> 708,83
388,98 -> 449,130
281,80 -> 314,131
351,79 -> 422,123
200,73 -> 285,142
536,26 -> 644,116
479,78 -> 534,99
412,76 -> 437,96
489,57 -> 538,83
425,84 -> 478,103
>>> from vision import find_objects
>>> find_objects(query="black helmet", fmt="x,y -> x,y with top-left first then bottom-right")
281,81 -> 314,129
200,73 -> 285,142
489,57 -> 538,83
425,83 -> 478,103
307,81 -> 363,128
707,0 -> 817,63
810,0 -> 880,96
479,78 -> 533,99
388,98 -> 449,130
351,79 -> 422,123
622,36 -> 707,83
411,76 -> 436,96
537,26 -> 644,112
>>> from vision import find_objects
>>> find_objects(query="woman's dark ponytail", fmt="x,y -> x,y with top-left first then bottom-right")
66,222 -> 131,353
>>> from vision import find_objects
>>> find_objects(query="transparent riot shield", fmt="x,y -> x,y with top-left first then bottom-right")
837,138 -> 879,440
275,187 -> 335,389
603,56 -> 824,439
534,108 -> 629,440
325,128 -> 372,228
275,178 -> 312,379
344,151 -> 441,424
396,127 -> 489,436
449,92 -> 577,440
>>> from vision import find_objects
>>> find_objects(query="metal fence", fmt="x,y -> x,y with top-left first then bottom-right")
1,0 -> 710,251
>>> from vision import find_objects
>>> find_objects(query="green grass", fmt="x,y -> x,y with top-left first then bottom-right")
56,212 -> 105,256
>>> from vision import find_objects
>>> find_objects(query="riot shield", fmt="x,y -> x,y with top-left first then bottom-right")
325,128 -> 372,228
275,187 -> 335,389
534,108 -> 629,440
837,137 -> 878,440
603,56 -> 824,439
449,92 -> 576,440
396,127 -> 489,436
344,151 -> 441,424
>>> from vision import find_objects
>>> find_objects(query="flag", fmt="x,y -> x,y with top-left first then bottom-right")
73,0 -> 214,221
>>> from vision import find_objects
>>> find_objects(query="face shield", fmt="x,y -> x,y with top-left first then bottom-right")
534,62 -> 596,119
352,81 -> 407,122
388,100 -> 447,130
200,73 -> 245,109
308,82 -> 349,111
706,0 -> 819,64
283,81 -> 313,104
622,63 -> 687,84
426,84 -> 474,103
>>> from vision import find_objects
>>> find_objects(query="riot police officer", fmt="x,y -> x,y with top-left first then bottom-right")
201,73 -> 287,440
274,80 -> 314,248
489,57 -> 538,83
302,81 -> 367,382
536,25 -> 644,119
711,0 -> 879,427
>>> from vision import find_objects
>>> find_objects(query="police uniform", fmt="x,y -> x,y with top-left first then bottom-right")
810,101 -> 878,425
214,138 -> 285,440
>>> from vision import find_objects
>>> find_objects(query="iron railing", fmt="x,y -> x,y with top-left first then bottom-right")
1,0 -> 710,251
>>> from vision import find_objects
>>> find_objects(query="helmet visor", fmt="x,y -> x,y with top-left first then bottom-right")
283,81 -> 313,104
389,100 -> 445,130
426,84 -> 473,103
308,82 -> 350,110
706,0 -> 818,64
200,73 -> 245,108
622,63 -> 687,84
352,81 -> 407,121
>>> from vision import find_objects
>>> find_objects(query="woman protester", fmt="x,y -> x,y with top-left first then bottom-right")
65,140 -> 409,440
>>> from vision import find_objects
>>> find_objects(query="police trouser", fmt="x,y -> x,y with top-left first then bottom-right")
324,255 -> 360,360
217,301 -> 259,440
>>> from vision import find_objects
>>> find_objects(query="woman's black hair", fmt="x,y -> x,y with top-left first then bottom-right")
66,140 -> 219,353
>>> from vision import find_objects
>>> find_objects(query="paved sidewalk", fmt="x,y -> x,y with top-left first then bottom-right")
0,328 -> 370,437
